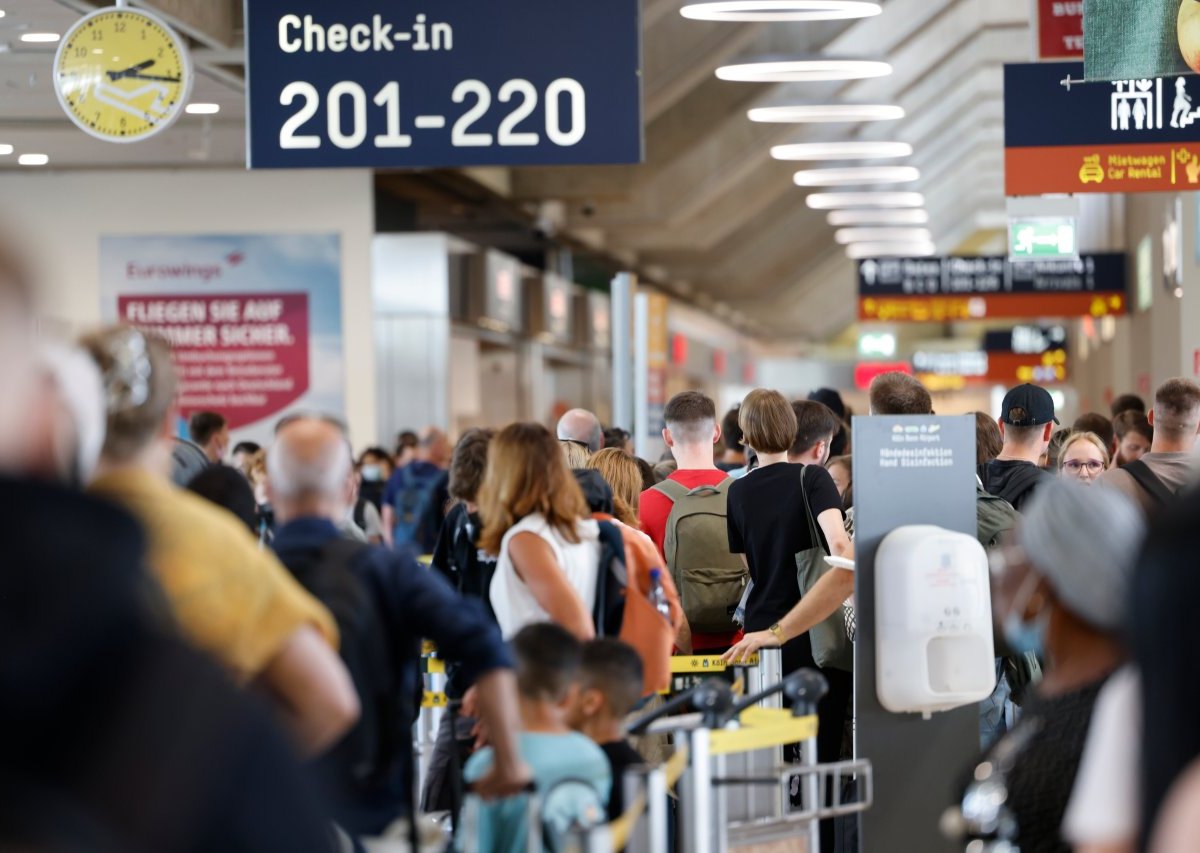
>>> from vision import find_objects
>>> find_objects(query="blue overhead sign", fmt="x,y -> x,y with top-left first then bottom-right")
244,1 -> 643,169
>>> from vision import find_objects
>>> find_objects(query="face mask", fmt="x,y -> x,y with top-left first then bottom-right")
361,464 -> 383,482
1002,571 -> 1049,657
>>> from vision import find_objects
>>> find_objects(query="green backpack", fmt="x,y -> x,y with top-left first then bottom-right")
976,483 -> 1019,549
651,478 -> 749,634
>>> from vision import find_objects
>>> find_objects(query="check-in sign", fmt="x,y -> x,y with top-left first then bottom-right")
1005,62 -> 1200,195
244,1 -> 643,168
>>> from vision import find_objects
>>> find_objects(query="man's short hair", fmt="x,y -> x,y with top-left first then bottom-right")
1072,413 -> 1114,452
974,411 -> 1003,468
790,400 -> 841,457
580,638 -> 644,718
738,389 -> 797,455
189,411 -> 228,447
449,428 -> 494,503
869,372 -> 932,416
721,407 -> 744,453
232,441 -> 261,457
1002,416 -> 1046,447
1113,410 -> 1153,442
664,391 -> 717,444
1110,393 -> 1146,418
1153,378 -> 1200,436
512,622 -> 583,702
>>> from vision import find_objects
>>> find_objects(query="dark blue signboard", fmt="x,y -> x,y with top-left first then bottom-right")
244,1 -> 643,169
1004,62 -> 1200,148
857,253 -> 1126,297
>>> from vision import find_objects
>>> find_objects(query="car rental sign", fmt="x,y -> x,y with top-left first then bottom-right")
1005,61 -> 1200,195
244,1 -> 643,169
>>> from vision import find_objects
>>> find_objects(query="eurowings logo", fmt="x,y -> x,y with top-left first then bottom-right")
125,251 -> 247,282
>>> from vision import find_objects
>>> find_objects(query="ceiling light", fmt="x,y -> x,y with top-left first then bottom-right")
20,32 -> 60,43
845,241 -> 937,259
0,11 -> 6,18
835,227 -> 933,244
716,59 -> 892,83
186,103 -> 221,115
793,166 -> 920,186
0,144 -> 11,156
806,192 -> 925,209
18,153 -> 49,166
771,141 -> 911,161
749,104 -> 904,123
827,209 -> 930,226
681,1 -> 880,21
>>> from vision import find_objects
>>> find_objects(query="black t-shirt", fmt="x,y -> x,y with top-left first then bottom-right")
960,679 -> 1106,853
601,740 -> 646,821
726,463 -> 843,633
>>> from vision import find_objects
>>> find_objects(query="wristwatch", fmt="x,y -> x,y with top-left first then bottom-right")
767,622 -> 785,644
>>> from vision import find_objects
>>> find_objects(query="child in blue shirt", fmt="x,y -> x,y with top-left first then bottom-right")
458,623 -> 610,853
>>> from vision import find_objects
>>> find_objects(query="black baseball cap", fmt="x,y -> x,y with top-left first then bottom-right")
1000,384 -> 1059,427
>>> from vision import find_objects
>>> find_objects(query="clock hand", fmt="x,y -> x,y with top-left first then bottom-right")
106,59 -> 155,81
122,72 -> 181,83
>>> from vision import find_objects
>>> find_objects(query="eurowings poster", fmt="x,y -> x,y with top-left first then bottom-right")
99,234 -> 345,445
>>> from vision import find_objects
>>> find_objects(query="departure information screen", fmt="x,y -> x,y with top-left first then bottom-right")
244,1 -> 643,169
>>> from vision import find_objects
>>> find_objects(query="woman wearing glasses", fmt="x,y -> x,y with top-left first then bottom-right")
1059,431 -> 1111,484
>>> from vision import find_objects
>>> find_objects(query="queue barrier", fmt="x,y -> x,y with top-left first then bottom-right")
413,646 -> 872,853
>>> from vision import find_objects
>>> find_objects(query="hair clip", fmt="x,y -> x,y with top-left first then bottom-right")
103,327 -> 153,414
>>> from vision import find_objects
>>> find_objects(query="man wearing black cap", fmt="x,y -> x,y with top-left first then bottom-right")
980,384 -> 1058,511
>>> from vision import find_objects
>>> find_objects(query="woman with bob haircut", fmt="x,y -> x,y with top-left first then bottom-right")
481,422 -> 600,640
585,447 -> 644,529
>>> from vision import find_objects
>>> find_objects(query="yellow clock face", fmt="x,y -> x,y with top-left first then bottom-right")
54,7 -> 193,143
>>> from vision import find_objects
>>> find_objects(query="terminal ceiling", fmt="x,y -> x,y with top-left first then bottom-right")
0,0 -> 1029,342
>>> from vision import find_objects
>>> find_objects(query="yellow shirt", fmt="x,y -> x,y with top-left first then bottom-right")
90,468 -> 338,682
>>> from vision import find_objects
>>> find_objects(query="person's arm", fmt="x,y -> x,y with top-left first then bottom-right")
508,531 -> 595,640
380,504 -> 395,548
722,508 -> 854,663
255,624 -> 361,756
463,669 -> 533,799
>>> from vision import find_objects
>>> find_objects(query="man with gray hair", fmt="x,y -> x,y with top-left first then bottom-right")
268,414 -> 531,840
556,407 -> 604,454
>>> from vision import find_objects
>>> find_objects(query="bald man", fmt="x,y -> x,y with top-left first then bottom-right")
269,415 -> 531,838
556,408 -> 604,454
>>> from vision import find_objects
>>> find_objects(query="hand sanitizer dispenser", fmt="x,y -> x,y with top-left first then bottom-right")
875,525 -> 996,717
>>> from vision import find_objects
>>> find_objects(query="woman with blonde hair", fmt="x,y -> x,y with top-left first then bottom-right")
482,423 -> 601,640
585,447 -> 643,528
1059,431 -> 1111,485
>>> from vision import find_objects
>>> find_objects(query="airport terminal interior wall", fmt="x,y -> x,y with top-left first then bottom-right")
1072,192 -> 1200,410
0,169 -> 379,446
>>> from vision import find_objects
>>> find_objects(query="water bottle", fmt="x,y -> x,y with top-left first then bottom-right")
648,568 -> 671,623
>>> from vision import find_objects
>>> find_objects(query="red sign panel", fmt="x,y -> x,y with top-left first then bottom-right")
1006,143 -> 1200,195
1037,0 -> 1083,60
119,292 -> 310,430
854,361 -> 912,391
859,292 -> 1126,322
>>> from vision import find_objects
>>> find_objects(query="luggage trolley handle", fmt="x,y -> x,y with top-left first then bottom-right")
730,668 -> 829,721
626,677 -> 735,735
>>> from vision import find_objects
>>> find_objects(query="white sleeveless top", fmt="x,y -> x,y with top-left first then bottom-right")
489,513 -> 601,639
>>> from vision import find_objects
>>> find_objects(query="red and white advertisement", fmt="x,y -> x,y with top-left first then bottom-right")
100,234 -> 344,444
117,292 -> 310,429
1037,0 -> 1083,60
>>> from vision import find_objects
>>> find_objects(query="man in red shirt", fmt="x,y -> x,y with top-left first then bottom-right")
639,391 -> 737,651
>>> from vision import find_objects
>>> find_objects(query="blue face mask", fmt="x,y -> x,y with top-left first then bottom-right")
1002,572 -> 1048,657
361,464 -> 383,482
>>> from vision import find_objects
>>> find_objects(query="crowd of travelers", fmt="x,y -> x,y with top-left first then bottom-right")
5,236 -> 1200,853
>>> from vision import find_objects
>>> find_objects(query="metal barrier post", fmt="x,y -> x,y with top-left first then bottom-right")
645,765 -> 669,853
624,767 -> 649,853
802,732 -> 821,853
756,648 -> 784,709
678,727 -> 713,853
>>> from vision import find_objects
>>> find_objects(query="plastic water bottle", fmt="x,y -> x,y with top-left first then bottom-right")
648,569 -> 671,623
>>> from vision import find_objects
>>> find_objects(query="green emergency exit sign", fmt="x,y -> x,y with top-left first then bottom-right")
1008,217 -> 1078,259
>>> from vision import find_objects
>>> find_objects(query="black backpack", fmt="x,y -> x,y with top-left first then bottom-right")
277,538 -> 401,792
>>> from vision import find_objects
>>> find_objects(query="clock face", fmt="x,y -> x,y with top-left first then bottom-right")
53,7 -> 193,143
